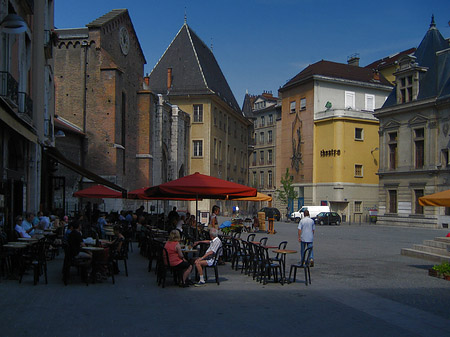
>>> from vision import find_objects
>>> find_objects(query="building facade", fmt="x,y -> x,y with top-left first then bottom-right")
54,9 -> 190,214
147,23 -> 251,216
243,91 -> 281,212
278,60 -> 393,222
0,0 -> 55,232
374,18 -> 450,228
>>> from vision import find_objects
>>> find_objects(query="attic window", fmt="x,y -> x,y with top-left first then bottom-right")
399,75 -> 413,103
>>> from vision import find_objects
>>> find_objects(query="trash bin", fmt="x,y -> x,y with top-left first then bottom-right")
258,212 -> 266,231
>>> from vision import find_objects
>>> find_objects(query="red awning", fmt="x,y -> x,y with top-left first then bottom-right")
144,172 -> 257,199
73,185 -> 123,198
128,187 -> 199,201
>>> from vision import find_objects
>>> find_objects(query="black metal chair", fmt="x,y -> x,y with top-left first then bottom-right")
157,247 -> 181,288
112,238 -> 129,277
259,245 -> 282,285
204,247 -> 223,285
288,246 -> 312,285
62,244 -> 90,286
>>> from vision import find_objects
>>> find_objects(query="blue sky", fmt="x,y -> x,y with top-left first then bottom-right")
55,0 -> 450,106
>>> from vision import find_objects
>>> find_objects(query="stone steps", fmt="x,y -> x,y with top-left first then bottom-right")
401,237 -> 450,263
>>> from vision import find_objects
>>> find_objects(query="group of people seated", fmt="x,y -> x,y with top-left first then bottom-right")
14,211 -> 69,239
163,205 -> 224,287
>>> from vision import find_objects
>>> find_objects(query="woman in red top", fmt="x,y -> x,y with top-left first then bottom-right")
164,230 -> 192,287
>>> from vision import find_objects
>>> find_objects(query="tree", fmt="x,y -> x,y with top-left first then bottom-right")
276,168 -> 298,206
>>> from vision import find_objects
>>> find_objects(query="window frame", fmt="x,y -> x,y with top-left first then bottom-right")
364,94 -> 375,111
300,97 -> 306,110
355,128 -> 364,141
290,101 -> 296,114
345,91 -> 355,110
414,127 -> 425,169
193,140 -> 203,157
193,104 -> 203,123
354,164 -> 363,177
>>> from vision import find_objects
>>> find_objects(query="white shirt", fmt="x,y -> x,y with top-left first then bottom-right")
15,224 -> 31,238
298,216 -> 315,242
206,237 -> 222,260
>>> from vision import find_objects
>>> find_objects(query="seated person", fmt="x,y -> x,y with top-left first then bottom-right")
176,215 -> 185,232
67,221 -> 91,263
193,228 -> 222,286
21,212 -> 37,236
14,215 -> 31,238
164,230 -> 193,287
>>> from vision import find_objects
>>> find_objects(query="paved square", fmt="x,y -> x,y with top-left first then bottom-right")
1,220 -> 449,336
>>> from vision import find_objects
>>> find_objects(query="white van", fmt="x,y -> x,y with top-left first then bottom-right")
291,205 -> 330,223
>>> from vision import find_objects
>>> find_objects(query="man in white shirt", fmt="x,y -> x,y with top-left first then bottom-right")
193,228 -> 222,286
298,210 -> 315,266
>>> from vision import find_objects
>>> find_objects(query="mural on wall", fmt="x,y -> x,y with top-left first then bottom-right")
291,113 -> 303,173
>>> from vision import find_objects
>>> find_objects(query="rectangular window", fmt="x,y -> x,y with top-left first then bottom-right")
261,116 -> 265,127
260,151 -> 264,165
193,104 -> 203,123
388,132 -> 398,170
269,114 -> 273,125
260,171 -> 264,188
268,171 -> 273,187
219,140 -> 222,163
259,132 -> 264,145
268,130 -> 273,144
388,190 -> 397,213
354,201 -> 362,213
252,151 -> 256,166
193,140 -> 203,157
354,164 -> 363,177
414,189 -> 424,215
355,128 -> 363,141
268,150 -> 273,164
252,171 -> 257,187
365,94 -> 375,111
290,101 -> 296,114
414,128 -> 424,169
214,139 -> 217,162
300,98 -> 306,110
345,91 -> 355,109
442,149 -> 450,168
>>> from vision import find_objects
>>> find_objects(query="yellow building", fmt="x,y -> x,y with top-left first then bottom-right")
148,23 -> 251,216
278,60 -> 393,222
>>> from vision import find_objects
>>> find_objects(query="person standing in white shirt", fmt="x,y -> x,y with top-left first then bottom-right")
298,210 -> 315,266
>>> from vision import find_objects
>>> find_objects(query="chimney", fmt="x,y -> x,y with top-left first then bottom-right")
373,70 -> 380,81
347,53 -> 360,67
167,68 -> 172,90
144,75 -> 149,86
262,90 -> 273,98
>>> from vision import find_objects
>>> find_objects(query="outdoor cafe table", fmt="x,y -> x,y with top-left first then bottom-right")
18,237 -> 39,242
272,249 -> 297,284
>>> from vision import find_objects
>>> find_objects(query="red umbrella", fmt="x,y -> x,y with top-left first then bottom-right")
73,185 -> 123,198
144,172 -> 257,199
128,187 -> 198,201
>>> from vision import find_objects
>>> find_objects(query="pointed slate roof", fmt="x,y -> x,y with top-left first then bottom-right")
148,24 -> 241,112
383,16 -> 450,107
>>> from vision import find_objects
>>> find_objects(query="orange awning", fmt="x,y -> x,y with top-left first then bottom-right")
419,190 -> 450,207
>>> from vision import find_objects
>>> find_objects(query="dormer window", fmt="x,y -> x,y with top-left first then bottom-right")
394,55 -> 427,105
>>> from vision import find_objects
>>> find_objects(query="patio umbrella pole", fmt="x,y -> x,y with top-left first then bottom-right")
196,195 -> 199,240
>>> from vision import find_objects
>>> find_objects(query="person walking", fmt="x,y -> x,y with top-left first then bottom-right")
298,210 -> 315,266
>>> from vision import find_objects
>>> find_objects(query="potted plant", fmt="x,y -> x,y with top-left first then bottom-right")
430,262 -> 450,279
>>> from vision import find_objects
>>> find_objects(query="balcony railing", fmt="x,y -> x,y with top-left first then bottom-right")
0,71 -> 19,106
18,91 -> 33,119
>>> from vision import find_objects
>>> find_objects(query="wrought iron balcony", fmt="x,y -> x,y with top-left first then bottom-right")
0,71 -> 19,106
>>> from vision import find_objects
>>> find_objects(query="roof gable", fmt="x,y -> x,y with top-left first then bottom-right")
148,24 -> 240,112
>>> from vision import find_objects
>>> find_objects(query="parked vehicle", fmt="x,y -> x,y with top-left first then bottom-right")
291,205 -> 330,223
259,207 -> 281,221
314,212 -> 341,225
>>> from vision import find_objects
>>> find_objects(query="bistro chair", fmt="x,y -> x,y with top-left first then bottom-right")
259,237 -> 268,246
204,247 -> 223,285
113,238 -> 129,277
62,244 -> 90,286
246,233 -> 256,242
157,247 -> 181,288
259,245 -> 282,285
288,246 -> 312,286
270,241 -> 287,266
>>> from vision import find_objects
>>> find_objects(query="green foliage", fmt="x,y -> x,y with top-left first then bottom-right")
276,168 -> 298,204
432,262 -> 450,275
